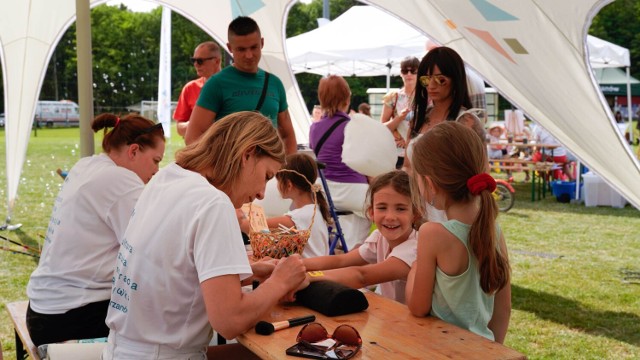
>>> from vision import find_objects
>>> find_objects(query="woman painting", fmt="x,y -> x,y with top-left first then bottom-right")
102,111 -> 307,359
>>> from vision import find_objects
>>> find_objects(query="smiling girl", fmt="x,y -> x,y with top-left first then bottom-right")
302,170 -> 421,304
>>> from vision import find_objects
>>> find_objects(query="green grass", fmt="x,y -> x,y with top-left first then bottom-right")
1,127 -> 639,359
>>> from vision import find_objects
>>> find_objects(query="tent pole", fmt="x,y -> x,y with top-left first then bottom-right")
626,66 -> 634,144
386,63 -> 391,91
575,160 -> 581,201
76,0 -> 95,157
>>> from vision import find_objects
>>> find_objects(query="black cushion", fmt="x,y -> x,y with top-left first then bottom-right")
295,280 -> 369,316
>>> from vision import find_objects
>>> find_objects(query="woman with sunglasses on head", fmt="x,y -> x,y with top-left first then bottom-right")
404,47 -> 482,222
404,47 -> 476,170
381,56 -> 419,169
26,113 -> 165,346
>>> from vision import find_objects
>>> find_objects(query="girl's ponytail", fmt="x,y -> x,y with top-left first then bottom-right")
468,188 -> 509,294
276,154 -> 332,225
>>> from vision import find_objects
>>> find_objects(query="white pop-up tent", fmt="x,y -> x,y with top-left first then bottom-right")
287,5 -> 426,87
587,34 -> 634,139
588,34 -> 630,68
1,0 -> 639,223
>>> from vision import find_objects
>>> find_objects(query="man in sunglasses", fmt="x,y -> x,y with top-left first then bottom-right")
173,41 -> 222,138
185,16 -> 297,155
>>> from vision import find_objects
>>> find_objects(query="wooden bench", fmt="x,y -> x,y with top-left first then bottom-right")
6,301 -> 40,360
490,159 -> 558,172
489,159 -> 562,201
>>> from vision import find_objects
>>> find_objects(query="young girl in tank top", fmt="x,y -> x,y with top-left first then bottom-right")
406,122 -> 512,344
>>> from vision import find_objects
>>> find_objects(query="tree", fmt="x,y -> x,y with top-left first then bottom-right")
171,12 -> 225,100
287,0 -> 402,114
38,4 -> 213,114
590,0 -> 640,77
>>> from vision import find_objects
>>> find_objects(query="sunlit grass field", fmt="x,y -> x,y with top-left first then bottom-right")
0,126 -> 639,359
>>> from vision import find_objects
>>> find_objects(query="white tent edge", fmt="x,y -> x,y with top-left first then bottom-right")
1,0 -> 639,222
362,0 -> 638,209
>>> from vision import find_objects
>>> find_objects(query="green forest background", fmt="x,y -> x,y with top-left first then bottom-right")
0,0 -> 637,115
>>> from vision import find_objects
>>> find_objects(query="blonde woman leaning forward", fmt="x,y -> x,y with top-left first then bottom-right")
102,112 -> 307,359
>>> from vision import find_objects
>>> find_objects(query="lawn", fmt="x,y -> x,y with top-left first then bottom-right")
0,127 -> 639,359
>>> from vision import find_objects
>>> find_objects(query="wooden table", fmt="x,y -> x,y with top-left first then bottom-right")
237,291 -> 526,359
489,142 -> 562,201
500,142 -> 560,150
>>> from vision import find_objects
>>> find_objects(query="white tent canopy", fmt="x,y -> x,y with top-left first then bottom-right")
587,34 -> 634,138
588,34 -> 630,68
363,0 -> 639,209
286,6 -> 426,77
1,0 -> 639,221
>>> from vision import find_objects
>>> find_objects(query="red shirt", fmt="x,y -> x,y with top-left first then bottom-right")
173,77 -> 206,122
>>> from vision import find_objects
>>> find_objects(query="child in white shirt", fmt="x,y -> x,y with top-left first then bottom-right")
241,153 -> 331,258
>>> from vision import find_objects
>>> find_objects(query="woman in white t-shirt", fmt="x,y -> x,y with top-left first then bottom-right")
102,111 -> 307,360
26,113 -> 166,346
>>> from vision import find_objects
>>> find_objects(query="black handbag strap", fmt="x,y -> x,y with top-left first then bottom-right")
255,71 -> 270,111
313,117 -> 348,157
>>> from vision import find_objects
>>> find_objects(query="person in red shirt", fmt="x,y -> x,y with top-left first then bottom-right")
173,41 -> 222,138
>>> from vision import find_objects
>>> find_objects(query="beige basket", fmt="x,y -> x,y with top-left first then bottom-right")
249,169 -> 317,259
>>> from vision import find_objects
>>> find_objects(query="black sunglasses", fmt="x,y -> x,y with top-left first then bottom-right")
401,68 -> 417,75
190,56 -> 216,65
135,123 -> 164,137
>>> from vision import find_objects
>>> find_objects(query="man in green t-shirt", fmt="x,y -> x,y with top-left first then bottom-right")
185,16 -> 297,155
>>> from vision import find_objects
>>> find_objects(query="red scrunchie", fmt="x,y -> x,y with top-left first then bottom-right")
114,117 -> 121,128
467,173 -> 496,195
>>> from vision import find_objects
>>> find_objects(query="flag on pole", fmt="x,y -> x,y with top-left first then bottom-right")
157,7 -> 171,138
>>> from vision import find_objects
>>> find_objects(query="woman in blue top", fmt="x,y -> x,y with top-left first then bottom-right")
406,122 -> 512,343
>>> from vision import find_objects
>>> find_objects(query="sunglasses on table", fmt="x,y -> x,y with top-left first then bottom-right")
190,56 -> 216,65
400,68 -> 417,75
286,322 -> 362,359
419,74 -> 449,87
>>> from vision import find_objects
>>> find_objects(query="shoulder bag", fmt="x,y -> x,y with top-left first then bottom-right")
255,71 -> 270,111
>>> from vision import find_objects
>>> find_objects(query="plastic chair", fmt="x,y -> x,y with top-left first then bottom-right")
316,162 -> 350,254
